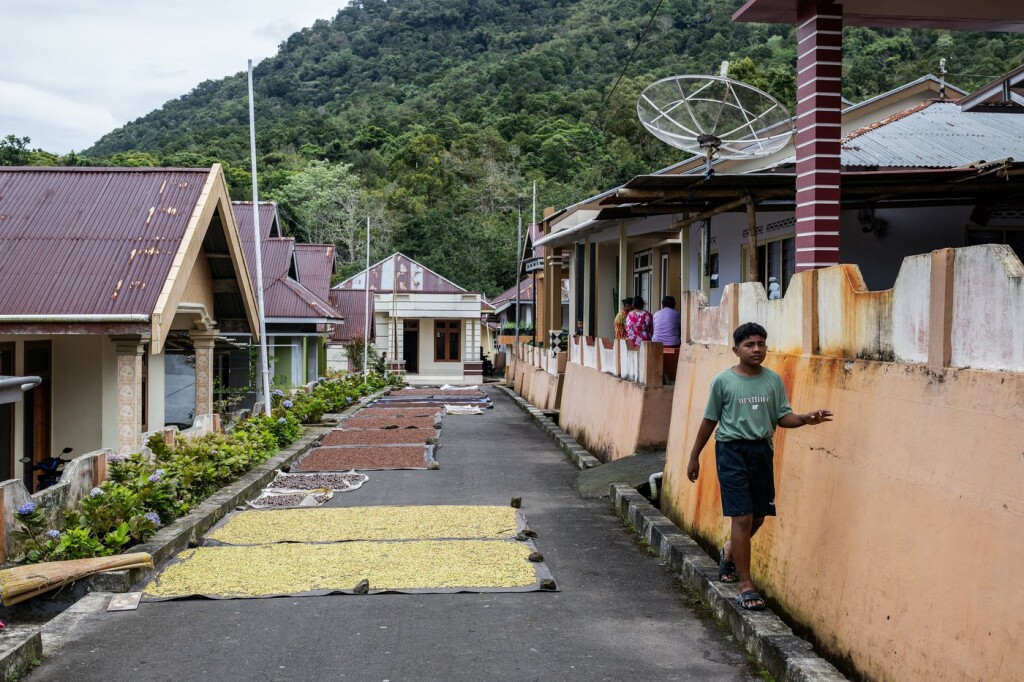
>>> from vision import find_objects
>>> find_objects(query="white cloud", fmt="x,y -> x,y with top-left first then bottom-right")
0,1 -> 347,154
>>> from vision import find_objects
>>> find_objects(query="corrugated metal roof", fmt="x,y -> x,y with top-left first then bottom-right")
232,202 -> 341,321
491,279 -> 534,306
293,243 -> 335,300
329,289 -> 373,342
334,253 -> 469,294
0,167 -> 211,315
261,239 -> 341,320
841,100 -> 1024,168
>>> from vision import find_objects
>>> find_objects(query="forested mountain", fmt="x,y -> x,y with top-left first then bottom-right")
26,1 -> 1024,293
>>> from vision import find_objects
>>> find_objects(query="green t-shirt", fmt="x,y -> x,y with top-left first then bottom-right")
704,367 -> 793,443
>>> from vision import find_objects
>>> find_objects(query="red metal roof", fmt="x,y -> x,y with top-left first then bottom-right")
329,289 -> 374,342
733,0 -> 1024,31
491,279 -> 534,306
294,243 -> 335,300
0,167 -> 212,316
232,202 -> 340,321
261,239 -> 341,321
334,253 -> 469,294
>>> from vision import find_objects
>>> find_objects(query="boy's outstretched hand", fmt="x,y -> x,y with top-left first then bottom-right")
803,409 -> 833,425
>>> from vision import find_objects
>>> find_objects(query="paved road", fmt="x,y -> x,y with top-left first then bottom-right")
29,387 -> 760,682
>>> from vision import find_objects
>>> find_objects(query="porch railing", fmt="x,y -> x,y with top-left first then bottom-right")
566,335 -> 664,387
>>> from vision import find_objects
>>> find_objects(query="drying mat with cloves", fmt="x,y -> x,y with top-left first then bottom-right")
355,407 -> 443,419
292,445 -> 436,471
143,506 -> 556,599
340,416 -> 440,430
204,506 -> 525,545
321,429 -> 437,446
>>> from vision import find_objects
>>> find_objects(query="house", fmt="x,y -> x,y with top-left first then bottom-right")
230,202 -> 343,394
0,165 -> 259,484
332,253 -> 484,385
514,34 -> 1024,682
325,288 -> 375,372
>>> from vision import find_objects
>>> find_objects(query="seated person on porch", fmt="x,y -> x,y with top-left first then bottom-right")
652,295 -> 681,348
625,296 -> 653,347
613,297 -> 633,340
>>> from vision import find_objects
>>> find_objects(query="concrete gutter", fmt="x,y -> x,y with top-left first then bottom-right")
0,387 -> 390,679
500,383 -> 848,682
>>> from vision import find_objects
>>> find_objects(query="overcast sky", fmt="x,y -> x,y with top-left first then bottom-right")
0,1 -> 348,154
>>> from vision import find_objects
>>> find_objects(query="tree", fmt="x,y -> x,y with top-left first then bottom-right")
268,160 -> 390,270
0,135 -> 31,166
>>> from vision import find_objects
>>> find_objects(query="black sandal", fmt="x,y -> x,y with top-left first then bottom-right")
718,548 -> 738,583
737,590 -> 766,611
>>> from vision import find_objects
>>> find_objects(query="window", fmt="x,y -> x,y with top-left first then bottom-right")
742,236 -> 795,296
660,253 -> 669,301
435,320 -> 461,362
709,252 -> 720,289
967,226 -> 1024,261
633,250 -> 652,303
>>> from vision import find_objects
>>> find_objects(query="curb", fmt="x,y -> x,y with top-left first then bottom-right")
0,625 -> 41,681
609,483 -> 848,682
494,385 -> 601,470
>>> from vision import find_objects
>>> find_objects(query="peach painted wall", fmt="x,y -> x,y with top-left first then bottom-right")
661,344 -> 1024,682
510,358 -> 562,411
559,362 -> 673,461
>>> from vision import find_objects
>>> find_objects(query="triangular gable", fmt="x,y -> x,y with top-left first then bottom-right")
333,252 -> 469,294
152,164 -> 259,352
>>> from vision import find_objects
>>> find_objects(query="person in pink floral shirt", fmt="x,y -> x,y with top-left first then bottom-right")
625,296 -> 653,347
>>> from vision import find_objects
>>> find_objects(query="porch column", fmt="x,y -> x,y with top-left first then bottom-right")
795,0 -> 843,271
544,251 -> 564,350
618,224 -> 629,301
112,335 -> 146,454
583,237 -> 593,335
191,330 -> 217,418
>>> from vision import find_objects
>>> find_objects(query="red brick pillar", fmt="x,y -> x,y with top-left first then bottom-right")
794,0 -> 843,271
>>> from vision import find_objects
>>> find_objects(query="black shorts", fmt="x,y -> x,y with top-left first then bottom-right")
715,439 -> 776,518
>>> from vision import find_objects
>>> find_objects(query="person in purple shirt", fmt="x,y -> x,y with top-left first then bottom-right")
652,296 -> 681,347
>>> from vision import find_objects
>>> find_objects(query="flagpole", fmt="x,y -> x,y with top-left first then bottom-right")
514,195 -> 523,347
363,216 -> 370,382
247,59 -> 271,416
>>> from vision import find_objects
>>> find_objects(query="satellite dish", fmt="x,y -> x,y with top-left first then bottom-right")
638,68 -> 794,176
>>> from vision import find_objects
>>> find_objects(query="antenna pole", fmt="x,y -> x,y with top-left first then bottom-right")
247,59 -> 271,416
515,195 -> 524,348
363,216 -> 370,382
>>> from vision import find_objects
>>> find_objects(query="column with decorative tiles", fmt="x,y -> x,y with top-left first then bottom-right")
191,330 -> 217,419
113,335 -> 147,454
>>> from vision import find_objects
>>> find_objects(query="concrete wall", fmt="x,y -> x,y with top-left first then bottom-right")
656,244 -> 1024,681
51,336 -> 104,455
660,344 -> 1024,682
558,361 -> 673,462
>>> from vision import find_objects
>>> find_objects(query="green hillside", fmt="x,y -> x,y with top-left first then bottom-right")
47,1 -> 1024,293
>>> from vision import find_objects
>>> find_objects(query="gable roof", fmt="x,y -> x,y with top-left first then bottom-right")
232,202 -> 341,323
294,243 -> 335,300
334,253 -> 470,294
0,165 -> 259,350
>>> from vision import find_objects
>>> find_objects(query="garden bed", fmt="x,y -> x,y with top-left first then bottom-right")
321,429 -> 437,446
292,445 -> 435,471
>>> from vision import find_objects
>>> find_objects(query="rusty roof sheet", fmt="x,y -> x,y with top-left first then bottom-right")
329,289 -> 374,342
294,243 -> 335,300
840,100 -> 1024,168
0,167 -> 212,316
491,279 -> 534,306
232,202 -> 340,321
261,239 -> 341,321
334,253 -> 469,294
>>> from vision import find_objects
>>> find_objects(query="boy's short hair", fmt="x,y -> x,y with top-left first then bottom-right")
733,322 -> 768,346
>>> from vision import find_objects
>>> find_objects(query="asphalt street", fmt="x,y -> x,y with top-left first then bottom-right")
28,386 -> 761,682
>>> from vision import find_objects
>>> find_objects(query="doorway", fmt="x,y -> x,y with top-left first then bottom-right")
403,320 -> 419,374
23,341 -> 51,492
0,343 -> 13,481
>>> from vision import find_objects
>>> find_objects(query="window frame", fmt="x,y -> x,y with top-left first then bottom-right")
434,320 -> 462,362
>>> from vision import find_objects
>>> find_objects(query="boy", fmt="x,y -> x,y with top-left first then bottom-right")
686,322 -> 832,611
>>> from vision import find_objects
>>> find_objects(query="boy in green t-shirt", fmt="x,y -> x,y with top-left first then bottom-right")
686,322 -> 832,611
